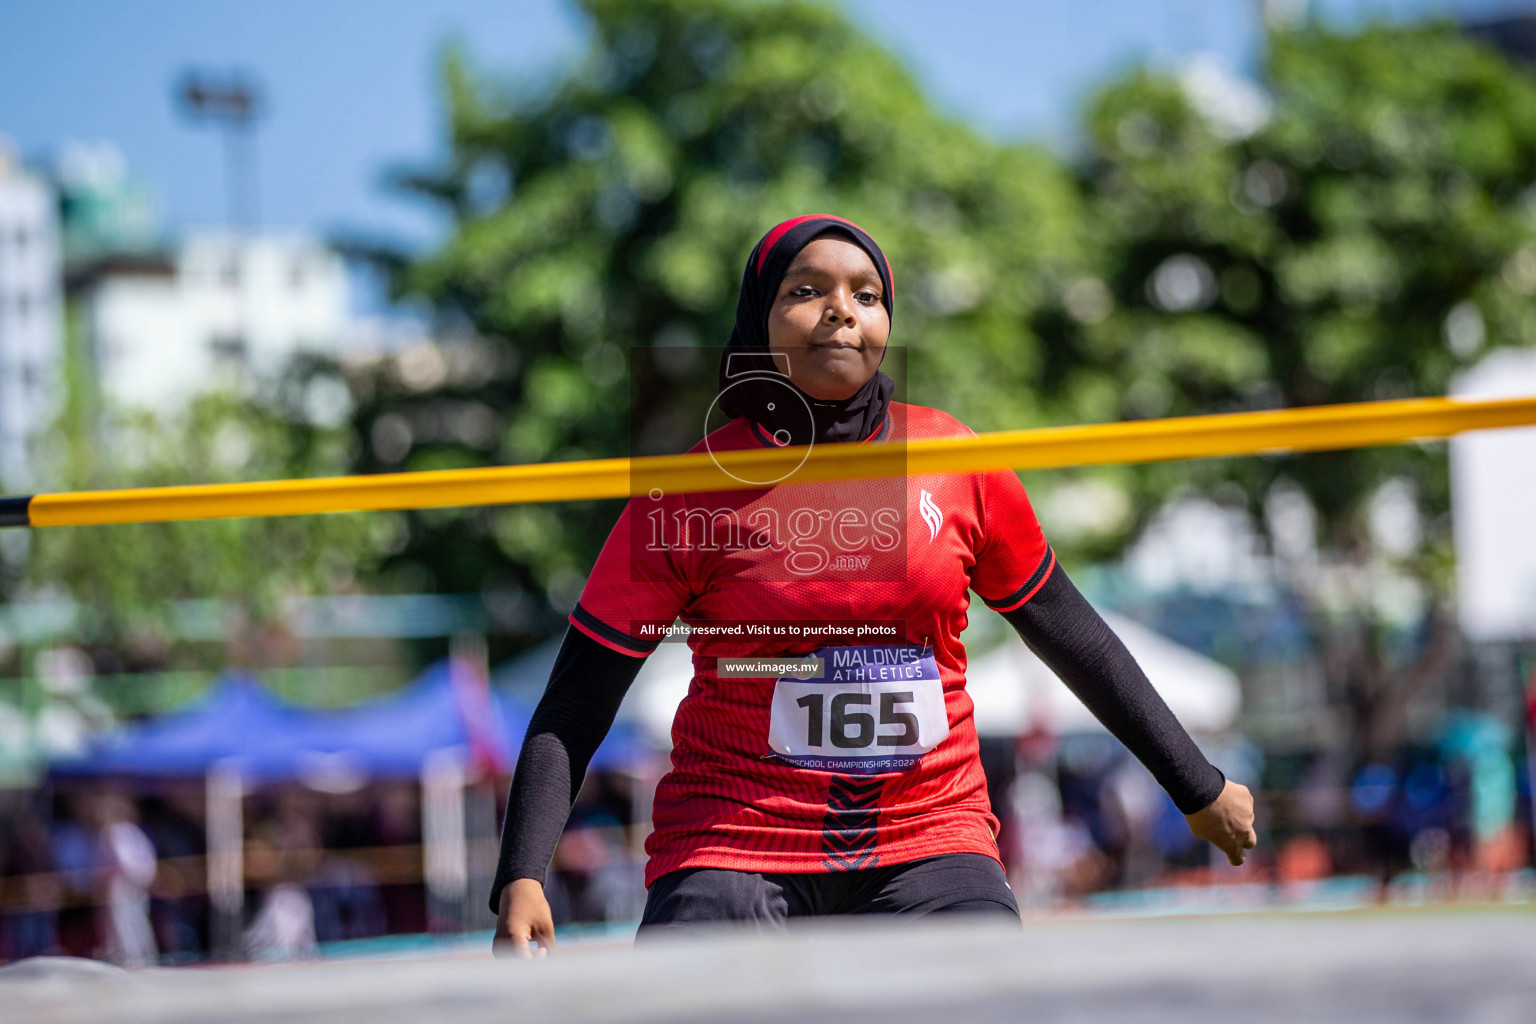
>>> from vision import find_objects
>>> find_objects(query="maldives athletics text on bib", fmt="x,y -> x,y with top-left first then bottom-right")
767,644 -> 948,774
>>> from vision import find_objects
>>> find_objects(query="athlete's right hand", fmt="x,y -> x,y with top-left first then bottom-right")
493,878 -> 557,958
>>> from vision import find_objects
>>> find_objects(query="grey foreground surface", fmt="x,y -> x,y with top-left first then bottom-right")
7,908 -> 1536,1024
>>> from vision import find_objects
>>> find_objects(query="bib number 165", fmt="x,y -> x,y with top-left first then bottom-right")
768,677 -> 947,774
795,690 -> 919,748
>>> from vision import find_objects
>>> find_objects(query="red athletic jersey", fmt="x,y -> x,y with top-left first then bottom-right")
569,402 -> 1055,885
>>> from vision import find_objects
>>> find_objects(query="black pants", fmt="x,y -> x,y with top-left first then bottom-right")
637,853 -> 1020,937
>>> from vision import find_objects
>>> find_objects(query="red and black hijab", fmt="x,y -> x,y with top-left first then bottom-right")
717,214 -> 895,447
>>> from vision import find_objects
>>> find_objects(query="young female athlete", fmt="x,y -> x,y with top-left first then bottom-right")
491,215 -> 1256,956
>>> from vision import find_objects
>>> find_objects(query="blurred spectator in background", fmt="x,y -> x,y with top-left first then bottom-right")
548,775 -> 646,924
1350,761 -> 1403,893
1437,712 -> 1526,889
140,785 -> 206,961
310,855 -> 386,944
242,884 -> 317,962
49,790 -> 99,957
312,789 -> 387,944
1006,766 -> 1098,910
0,802 -> 62,960
243,790 -> 321,961
1099,758 -> 1167,889
369,782 -> 425,935
1525,670 -> 1536,869
94,793 -> 157,967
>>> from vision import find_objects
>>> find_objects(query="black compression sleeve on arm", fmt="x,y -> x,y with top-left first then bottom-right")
997,563 -> 1226,815
488,624 -> 647,914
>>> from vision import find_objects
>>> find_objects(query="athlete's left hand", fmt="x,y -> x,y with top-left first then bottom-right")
1184,779 -> 1257,866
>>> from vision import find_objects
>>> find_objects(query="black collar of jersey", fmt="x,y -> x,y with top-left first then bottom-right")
748,411 -> 892,450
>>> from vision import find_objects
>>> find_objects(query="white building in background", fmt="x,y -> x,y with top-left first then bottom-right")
0,145 -> 64,489
79,231 -> 350,411
1451,349 -> 1536,642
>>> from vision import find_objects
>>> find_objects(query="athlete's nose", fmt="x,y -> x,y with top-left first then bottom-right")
824,292 -> 856,326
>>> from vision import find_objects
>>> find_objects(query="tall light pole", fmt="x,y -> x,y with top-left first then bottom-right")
175,71 -> 264,229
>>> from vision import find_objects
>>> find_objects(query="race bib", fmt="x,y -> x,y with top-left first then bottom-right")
767,644 -> 948,774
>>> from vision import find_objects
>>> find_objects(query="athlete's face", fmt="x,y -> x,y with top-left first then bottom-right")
766,236 -> 889,401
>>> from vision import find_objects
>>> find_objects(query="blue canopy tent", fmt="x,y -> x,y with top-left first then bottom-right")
51,673 -> 313,780
286,658 -> 523,779
52,661 -> 525,782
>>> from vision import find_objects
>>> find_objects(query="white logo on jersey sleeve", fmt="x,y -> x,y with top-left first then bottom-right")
919,488 -> 943,542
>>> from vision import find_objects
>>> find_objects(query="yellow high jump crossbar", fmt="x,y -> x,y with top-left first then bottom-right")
2,394 -> 1534,530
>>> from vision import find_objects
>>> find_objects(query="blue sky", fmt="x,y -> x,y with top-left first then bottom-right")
0,0 -> 1522,253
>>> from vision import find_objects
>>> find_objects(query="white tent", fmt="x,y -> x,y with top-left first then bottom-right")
623,639 -> 696,746
1450,349 -> 1536,641
964,610 -> 1241,736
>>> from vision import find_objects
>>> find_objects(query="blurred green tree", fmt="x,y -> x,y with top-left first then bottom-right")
18,371 -> 375,674
1058,22 -> 1536,758
339,0 -> 1086,627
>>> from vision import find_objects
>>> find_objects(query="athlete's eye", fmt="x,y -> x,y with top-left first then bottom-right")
857,290 -> 881,304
